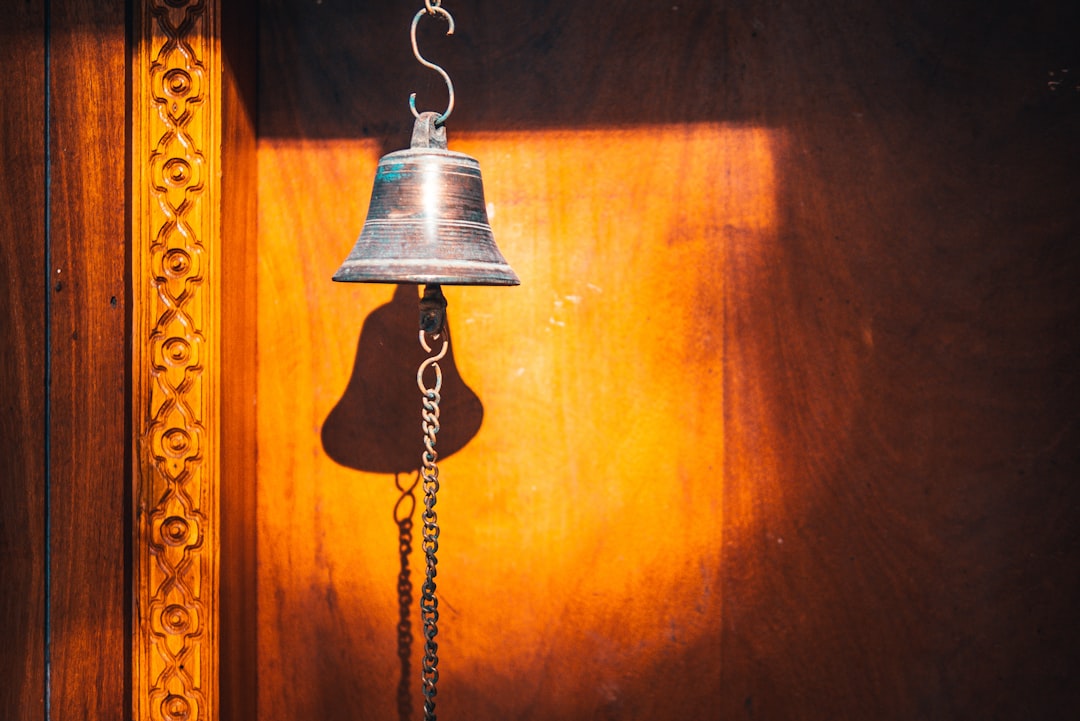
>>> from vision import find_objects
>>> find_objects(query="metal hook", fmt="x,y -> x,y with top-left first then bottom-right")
409,6 -> 456,125
417,330 -> 449,396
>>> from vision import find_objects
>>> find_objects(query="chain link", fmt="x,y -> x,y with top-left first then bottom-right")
417,329 -> 448,721
394,471 -> 420,721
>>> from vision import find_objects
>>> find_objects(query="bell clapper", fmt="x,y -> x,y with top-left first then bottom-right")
419,284 -> 448,335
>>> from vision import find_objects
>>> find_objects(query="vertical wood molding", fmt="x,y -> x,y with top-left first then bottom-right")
133,1 -> 221,719
218,0 -> 259,716
0,2 -> 46,718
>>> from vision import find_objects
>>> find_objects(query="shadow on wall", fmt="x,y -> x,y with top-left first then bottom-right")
320,283 -> 485,721
321,283 -> 484,474
257,0 -> 751,139
260,0 -> 1080,719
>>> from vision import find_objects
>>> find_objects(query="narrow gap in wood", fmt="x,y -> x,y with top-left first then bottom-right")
42,0 -> 53,716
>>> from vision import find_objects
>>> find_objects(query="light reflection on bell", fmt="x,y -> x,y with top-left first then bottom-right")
333,113 -> 520,286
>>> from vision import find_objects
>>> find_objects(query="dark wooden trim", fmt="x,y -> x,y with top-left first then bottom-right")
0,1 -> 47,717
220,0 -> 260,717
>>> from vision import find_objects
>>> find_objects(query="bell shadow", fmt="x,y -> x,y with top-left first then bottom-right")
321,283 -> 484,721
322,283 -> 483,474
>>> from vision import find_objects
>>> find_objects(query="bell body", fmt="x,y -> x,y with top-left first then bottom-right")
333,145 -> 520,286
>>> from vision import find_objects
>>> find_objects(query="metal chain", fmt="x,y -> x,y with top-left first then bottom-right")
417,328 -> 448,721
394,471 -> 420,721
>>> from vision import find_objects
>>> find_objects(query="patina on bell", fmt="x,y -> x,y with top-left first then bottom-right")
333,112 -> 520,286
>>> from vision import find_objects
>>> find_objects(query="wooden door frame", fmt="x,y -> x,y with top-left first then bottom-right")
131,0 -> 256,719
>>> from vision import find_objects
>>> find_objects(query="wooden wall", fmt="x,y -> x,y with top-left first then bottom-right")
47,1 -> 129,716
1,1 -> 128,718
1,2 -> 48,715
1,2 -> 257,718
256,1 -> 1079,720
0,0 -> 1076,719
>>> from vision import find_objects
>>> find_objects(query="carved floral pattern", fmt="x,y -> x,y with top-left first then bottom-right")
135,1 -> 218,719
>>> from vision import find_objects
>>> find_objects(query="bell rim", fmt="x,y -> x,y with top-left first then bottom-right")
333,257 -> 521,286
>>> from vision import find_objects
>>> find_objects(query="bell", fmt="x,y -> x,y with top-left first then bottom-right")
333,113 -> 520,286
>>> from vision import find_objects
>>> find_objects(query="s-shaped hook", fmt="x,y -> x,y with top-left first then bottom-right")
409,2 -> 455,126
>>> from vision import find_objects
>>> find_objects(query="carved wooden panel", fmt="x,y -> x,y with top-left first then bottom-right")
132,2 -> 221,719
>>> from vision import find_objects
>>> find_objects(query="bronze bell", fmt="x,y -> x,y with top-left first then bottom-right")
333,113 -> 520,286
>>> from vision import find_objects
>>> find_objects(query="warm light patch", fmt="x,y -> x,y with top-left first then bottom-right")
256,124 -> 780,719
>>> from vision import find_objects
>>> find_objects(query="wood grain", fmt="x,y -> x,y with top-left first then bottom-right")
0,2 -> 46,718
0,0 -> 1070,716
257,126 -> 771,720
131,1 -> 235,718
716,3 -> 1080,717
256,0 -> 1079,719
3,1 -> 258,716
47,0 -> 128,717
219,0 -> 259,718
